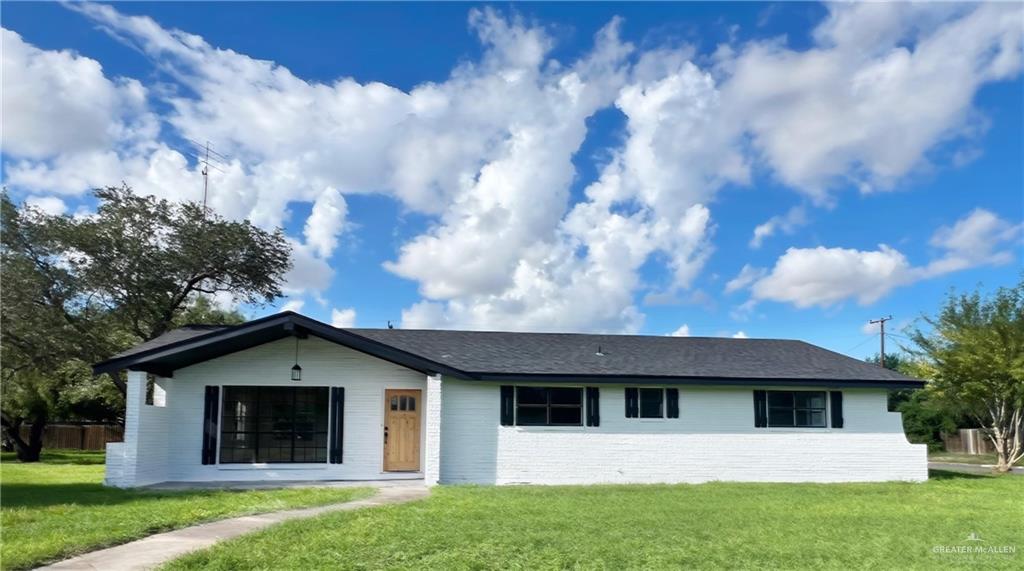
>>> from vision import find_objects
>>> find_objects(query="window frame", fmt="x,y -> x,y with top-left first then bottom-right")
514,386 -> 584,427
218,385 -> 330,464
638,387 -> 666,420
765,390 -> 828,428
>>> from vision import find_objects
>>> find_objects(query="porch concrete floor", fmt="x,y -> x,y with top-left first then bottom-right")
37,484 -> 430,571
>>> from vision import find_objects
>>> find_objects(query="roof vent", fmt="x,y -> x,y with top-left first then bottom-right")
595,345 -> 605,357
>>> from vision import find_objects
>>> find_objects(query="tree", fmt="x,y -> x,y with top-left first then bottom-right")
1,187 -> 291,461
865,352 -> 961,450
1,194 -> 121,460
171,295 -> 247,329
909,282 -> 1024,472
71,185 -> 290,342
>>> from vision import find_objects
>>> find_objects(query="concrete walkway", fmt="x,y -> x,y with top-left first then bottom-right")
38,484 -> 429,571
930,461 -> 1024,476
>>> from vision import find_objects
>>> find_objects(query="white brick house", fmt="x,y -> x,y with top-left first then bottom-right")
95,312 -> 928,487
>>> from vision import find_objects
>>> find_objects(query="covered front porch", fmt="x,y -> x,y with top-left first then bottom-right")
98,316 -> 446,488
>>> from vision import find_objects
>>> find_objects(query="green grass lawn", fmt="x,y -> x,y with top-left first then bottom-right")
169,471 -> 1022,571
0,450 -> 372,571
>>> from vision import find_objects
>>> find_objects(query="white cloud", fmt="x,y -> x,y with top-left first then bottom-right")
330,307 -> 357,328
749,245 -> 913,308
732,331 -> 749,339
283,240 -> 335,299
0,28 -> 157,161
668,324 -> 691,337
304,187 -> 348,259
281,299 -> 305,313
739,208 -> 1020,309
718,2 -> 1022,199
924,208 -> 1022,276
24,195 -> 67,215
750,205 -> 807,249
725,264 -> 766,294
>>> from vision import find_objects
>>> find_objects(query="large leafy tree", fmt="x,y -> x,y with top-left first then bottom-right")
1,186 -> 291,461
866,353 -> 960,450
909,281 -> 1024,472
71,185 -> 290,341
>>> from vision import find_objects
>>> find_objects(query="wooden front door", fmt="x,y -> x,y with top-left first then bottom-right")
383,389 -> 421,472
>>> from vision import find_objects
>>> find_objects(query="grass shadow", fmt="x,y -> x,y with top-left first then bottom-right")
0,482 -> 261,510
1,482 -> 197,509
1,450 -> 107,465
928,469 -> 991,480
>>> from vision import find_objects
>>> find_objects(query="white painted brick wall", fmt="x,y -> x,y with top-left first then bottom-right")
424,374 -> 443,486
106,337 -> 927,487
107,337 -> 426,486
106,370 -> 171,487
104,442 -> 125,486
439,379 -> 927,485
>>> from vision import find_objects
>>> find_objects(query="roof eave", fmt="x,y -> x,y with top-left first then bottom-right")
466,372 -> 925,389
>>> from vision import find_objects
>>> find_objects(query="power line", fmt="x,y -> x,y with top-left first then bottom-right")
846,333 -> 880,354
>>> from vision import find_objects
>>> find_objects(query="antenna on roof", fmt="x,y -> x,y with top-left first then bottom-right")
387,320 -> 394,329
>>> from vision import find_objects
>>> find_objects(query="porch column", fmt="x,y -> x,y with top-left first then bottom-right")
107,369 -> 148,487
424,373 -> 443,486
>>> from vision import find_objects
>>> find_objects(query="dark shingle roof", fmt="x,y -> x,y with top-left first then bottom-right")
109,325 -> 230,360
95,312 -> 921,386
348,328 -> 916,382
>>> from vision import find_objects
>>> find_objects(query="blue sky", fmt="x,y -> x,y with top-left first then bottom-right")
2,2 -> 1021,359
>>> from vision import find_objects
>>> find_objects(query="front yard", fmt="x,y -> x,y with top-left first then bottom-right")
0,451 -> 371,570
3,452 -> 1020,570
169,471 -> 1023,570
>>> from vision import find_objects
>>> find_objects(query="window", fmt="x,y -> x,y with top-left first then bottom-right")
391,395 -> 416,411
639,388 -> 664,418
515,387 -> 583,426
220,386 -> 329,463
767,391 -> 827,428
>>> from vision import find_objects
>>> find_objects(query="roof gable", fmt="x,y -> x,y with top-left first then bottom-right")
93,312 -> 464,378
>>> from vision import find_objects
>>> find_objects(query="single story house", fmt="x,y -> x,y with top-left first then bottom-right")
94,312 -> 928,487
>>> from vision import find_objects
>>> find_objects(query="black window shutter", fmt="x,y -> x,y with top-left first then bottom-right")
753,390 -> 767,428
830,391 -> 844,429
500,386 -> 515,426
666,388 -> 679,418
586,387 -> 600,427
330,387 -> 345,463
625,387 -> 639,418
202,386 -> 220,465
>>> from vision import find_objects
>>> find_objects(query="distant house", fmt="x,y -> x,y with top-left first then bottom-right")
94,312 -> 927,487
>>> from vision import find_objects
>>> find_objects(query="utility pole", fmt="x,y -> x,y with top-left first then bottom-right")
869,315 -> 893,368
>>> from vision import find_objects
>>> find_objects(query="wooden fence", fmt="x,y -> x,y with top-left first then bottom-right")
17,424 -> 124,451
941,428 -> 993,455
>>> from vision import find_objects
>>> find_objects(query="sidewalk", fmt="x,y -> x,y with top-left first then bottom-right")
38,485 -> 429,571
929,462 -> 1024,476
